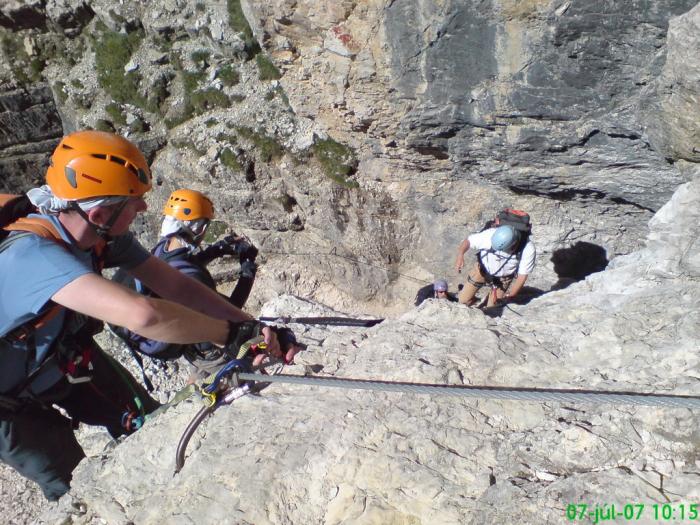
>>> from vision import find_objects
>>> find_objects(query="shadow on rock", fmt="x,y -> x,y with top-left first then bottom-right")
550,241 -> 609,291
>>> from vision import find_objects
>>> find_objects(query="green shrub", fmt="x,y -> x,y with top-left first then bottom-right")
191,50 -> 210,68
105,102 -> 127,125
190,88 -> 231,113
256,54 -> 281,80
226,0 -> 260,57
236,127 -> 283,162
312,138 -> 359,188
70,79 -> 83,89
204,220 -> 228,243
93,29 -> 147,109
217,64 -> 239,87
220,148 -> 242,171
95,119 -> 115,132
53,81 -> 68,104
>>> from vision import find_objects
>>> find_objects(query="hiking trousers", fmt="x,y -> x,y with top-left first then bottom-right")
458,262 -> 513,307
0,340 -> 160,501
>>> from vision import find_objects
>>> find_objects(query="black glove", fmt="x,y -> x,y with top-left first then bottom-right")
223,234 -> 258,261
224,320 -> 266,359
239,259 -> 257,279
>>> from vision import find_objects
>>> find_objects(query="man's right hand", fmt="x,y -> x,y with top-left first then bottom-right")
454,255 -> 464,273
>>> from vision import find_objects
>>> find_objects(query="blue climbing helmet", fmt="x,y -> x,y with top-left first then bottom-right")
491,225 -> 521,252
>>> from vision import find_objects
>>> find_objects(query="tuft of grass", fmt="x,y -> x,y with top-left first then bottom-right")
105,102 -> 127,125
190,88 -> 231,113
256,54 -> 281,80
312,138 -> 359,188
191,49 -> 210,68
53,81 -> 68,104
217,64 -> 239,87
204,220 -> 228,243
220,148 -> 242,171
93,28 -> 147,109
236,127 -> 283,162
226,0 -> 260,58
95,119 -> 115,132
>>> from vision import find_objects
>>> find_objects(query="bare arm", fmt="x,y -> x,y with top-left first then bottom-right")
454,239 -> 470,272
128,255 -> 252,322
52,273 -> 229,345
507,274 -> 528,298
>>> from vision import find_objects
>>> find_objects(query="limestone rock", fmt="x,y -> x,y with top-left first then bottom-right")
640,3 -> 700,162
34,175 -> 700,524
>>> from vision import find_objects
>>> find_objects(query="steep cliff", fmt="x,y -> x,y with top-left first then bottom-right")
35,174 -> 700,524
0,1 -> 699,522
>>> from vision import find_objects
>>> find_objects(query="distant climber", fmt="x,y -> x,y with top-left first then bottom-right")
454,209 -> 536,308
414,279 -> 458,306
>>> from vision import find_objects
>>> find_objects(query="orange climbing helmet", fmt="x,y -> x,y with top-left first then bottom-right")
45,130 -> 151,200
162,189 -> 215,221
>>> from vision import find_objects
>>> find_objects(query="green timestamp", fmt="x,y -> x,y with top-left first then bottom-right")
566,503 -> 699,523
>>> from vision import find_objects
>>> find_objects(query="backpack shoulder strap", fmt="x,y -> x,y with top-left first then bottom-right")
4,216 -> 65,244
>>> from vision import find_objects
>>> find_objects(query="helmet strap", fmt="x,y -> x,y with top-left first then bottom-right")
70,199 -> 129,240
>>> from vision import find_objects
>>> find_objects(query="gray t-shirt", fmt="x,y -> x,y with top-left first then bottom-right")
0,214 -> 150,394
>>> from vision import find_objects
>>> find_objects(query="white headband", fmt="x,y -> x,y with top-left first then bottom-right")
26,185 -> 126,215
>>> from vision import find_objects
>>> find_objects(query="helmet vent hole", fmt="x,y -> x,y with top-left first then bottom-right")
137,168 -> 149,184
91,153 -> 107,160
110,156 -> 126,166
81,173 -> 102,183
65,167 -> 78,188
61,144 -> 74,150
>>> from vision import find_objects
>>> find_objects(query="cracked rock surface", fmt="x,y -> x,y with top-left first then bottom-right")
33,176 -> 700,525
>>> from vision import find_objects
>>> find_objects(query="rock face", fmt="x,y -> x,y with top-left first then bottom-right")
0,2 -> 699,520
0,85 -> 62,192
0,1 -> 698,313
245,0 -> 699,210
38,175 -> 700,524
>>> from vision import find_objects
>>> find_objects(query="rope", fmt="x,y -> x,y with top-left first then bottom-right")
259,316 -> 383,327
236,373 -> 700,409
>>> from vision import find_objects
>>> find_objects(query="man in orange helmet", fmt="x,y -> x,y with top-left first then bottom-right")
0,131 -> 282,500
112,188 -> 270,380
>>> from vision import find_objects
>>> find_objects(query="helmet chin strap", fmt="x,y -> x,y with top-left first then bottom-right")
71,199 -> 129,240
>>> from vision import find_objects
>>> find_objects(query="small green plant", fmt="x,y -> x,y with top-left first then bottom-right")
216,132 -> 237,145
95,119 -> 115,132
191,50 -> 210,68
53,81 -> 68,104
182,70 -> 206,93
204,220 -> 228,243
105,102 -> 127,125
195,2 -> 206,12
217,64 -> 239,87
256,54 -> 281,81
220,148 -> 242,171
70,79 -> 83,89
226,0 -> 260,57
236,127 -> 283,162
190,88 -> 231,114
93,28 -> 147,108
205,118 -> 217,127
312,138 -> 359,188
0,33 -> 39,84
